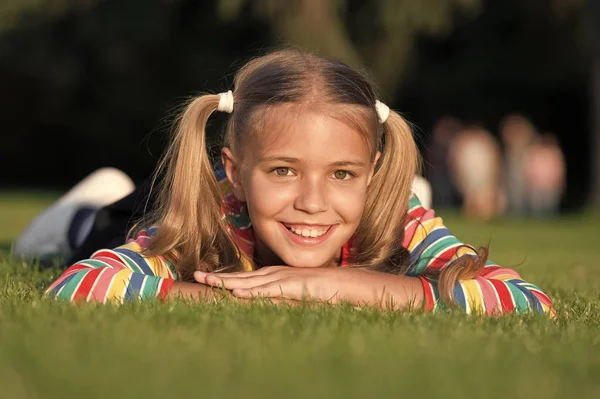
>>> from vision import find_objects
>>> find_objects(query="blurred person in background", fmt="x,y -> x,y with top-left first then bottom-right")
426,116 -> 463,208
448,126 -> 504,221
525,133 -> 566,217
499,114 -> 537,216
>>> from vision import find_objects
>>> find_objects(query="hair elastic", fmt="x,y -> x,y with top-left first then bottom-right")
375,100 -> 390,124
217,90 -> 388,123
217,90 -> 234,113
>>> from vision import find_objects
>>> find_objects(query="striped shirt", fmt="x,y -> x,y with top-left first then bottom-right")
46,178 -> 554,316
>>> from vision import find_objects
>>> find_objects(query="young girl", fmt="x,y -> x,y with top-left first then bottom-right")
45,49 -> 553,315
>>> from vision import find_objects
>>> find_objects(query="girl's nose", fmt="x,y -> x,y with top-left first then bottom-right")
293,177 -> 329,214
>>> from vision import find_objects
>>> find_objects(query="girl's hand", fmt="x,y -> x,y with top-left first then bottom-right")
194,266 -> 356,304
194,267 -> 424,309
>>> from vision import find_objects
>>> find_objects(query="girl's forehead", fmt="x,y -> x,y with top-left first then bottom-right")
245,108 -> 373,160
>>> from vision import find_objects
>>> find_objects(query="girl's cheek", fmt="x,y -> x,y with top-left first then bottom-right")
247,176 -> 295,215
333,178 -> 368,204
336,189 -> 367,221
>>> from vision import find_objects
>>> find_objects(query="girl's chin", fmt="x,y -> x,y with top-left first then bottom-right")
278,253 -> 339,268
254,224 -> 348,267
284,263 -> 332,268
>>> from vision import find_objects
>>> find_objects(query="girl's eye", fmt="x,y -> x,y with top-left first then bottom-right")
275,167 -> 290,176
333,170 -> 352,180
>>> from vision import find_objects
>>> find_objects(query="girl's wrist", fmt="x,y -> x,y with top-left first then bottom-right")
168,281 -> 233,302
343,269 -> 425,310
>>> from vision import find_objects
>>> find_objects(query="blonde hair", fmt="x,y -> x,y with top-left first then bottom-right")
136,49 -> 487,307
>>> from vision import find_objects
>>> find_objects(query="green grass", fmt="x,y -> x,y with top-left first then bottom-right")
1,195 -> 599,398
0,192 -> 58,249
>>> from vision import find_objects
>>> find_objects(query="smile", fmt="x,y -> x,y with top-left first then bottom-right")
288,226 -> 328,237
279,222 -> 336,246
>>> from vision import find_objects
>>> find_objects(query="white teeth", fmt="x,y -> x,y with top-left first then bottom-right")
288,227 -> 327,238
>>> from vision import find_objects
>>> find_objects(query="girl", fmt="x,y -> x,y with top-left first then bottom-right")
45,49 -> 553,315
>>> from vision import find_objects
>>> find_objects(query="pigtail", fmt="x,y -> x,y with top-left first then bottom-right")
352,110 -> 419,271
354,109 -> 488,309
434,246 -> 488,308
140,95 -> 241,281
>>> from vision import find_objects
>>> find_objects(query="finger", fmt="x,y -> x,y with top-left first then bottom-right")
250,266 -> 287,275
194,271 -> 209,284
231,281 -> 301,300
233,283 -> 340,303
205,266 -> 286,279
194,268 -> 274,283
204,274 -> 282,290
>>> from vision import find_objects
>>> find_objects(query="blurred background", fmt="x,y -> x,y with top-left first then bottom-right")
0,0 -> 598,218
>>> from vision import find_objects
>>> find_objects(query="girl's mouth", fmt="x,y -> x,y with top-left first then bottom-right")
279,222 -> 336,246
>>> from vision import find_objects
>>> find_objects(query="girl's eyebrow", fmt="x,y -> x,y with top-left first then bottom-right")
330,160 -> 367,168
257,156 -> 366,168
257,156 -> 299,164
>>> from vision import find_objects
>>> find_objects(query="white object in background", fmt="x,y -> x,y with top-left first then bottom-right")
412,175 -> 432,209
13,167 -> 135,260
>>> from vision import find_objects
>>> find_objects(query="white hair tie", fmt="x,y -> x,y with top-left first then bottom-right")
218,91 -> 385,122
217,90 -> 234,113
375,100 -> 390,124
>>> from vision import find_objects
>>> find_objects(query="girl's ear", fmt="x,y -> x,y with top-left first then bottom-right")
221,147 -> 246,201
367,151 -> 381,186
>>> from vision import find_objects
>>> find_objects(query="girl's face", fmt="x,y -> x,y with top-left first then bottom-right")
223,109 -> 379,268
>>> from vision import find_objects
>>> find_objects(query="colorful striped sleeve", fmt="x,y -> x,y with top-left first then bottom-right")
402,194 -> 555,316
45,228 -> 177,304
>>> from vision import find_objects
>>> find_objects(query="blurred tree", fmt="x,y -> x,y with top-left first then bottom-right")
0,0 -> 60,32
0,0 -> 102,33
217,0 -> 481,97
591,0 -> 600,207
0,0 -> 594,210
0,0 -> 273,187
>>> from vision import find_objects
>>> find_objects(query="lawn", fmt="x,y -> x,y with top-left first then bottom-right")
0,193 -> 599,399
